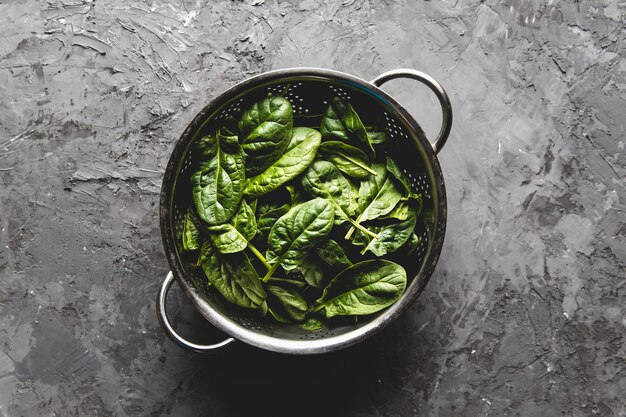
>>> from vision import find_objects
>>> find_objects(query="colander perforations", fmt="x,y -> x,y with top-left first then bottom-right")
169,76 -> 438,341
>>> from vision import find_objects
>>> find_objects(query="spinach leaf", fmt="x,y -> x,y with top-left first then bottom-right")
191,132 -> 245,226
247,198 -> 257,214
316,260 -> 407,318
285,183 -> 305,206
383,198 -> 411,221
182,209 -> 202,251
314,239 -> 352,268
299,252 -> 326,288
380,157 -> 423,221
302,161 -> 379,239
403,232 -> 420,255
222,113 -> 240,137
244,127 -> 321,197
385,156 -> 421,199
256,203 -> 290,243
345,162 -> 403,239
264,198 -> 335,281
317,141 -> 376,179
299,318 -> 322,331
267,285 -> 308,323
320,96 -> 375,159
355,203 -> 418,256
200,242 -> 267,314
207,200 -> 257,253
301,161 -> 357,224
365,127 -> 386,145
238,96 -> 293,176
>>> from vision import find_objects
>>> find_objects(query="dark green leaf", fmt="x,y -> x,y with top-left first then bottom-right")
285,183 -> 305,206
244,127 -> 322,197
356,204 -> 418,256
365,126 -> 386,144
316,260 -> 407,318
256,203 -> 290,242
299,318 -> 322,331
200,242 -> 267,313
314,239 -> 352,268
299,252 -> 326,288
182,209 -> 202,251
191,133 -> 245,226
207,200 -> 257,253
403,232 -> 420,255
267,285 -> 308,323
383,198 -> 410,221
301,160 -> 357,225
238,96 -> 293,176
317,141 -> 376,179
222,114 -> 240,137
385,156 -> 421,199
248,199 -> 257,214
265,198 -> 335,277
320,96 -> 375,159
345,162 -> 403,239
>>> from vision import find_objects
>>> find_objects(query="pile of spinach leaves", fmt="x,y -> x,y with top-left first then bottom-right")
180,95 -> 423,329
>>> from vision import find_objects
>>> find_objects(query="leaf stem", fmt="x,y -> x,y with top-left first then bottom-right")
262,262 -> 280,283
267,278 -> 306,287
346,218 -> 379,240
247,243 -> 271,271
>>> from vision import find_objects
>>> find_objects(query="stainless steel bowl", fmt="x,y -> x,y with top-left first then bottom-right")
156,68 -> 452,355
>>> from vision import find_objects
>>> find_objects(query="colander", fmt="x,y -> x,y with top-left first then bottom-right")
156,68 -> 452,354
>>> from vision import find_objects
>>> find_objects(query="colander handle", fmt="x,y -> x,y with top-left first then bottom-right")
157,271 -> 235,353
371,69 -> 453,154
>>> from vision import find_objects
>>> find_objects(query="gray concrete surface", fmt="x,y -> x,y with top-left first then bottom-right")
1,0 -> 625,416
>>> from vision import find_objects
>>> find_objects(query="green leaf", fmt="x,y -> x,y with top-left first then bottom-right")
244,127 -> 322,197
383,198 -> 410,221
182,209 -> 202,251
267,285 -> 308,323
200,242 -> 267,313
299,252 -> 326,288
299,318 -> 322,331
301,160 -> 357,225
238,96 -> 293,176
345,162 -> 403,239
316,260 -> 407,318
207,200 -> 257,254
302,161 -> 379,240
285,183 -> 305,206
403,232 -> 420,255
222,113 -> 240,137
365,126 -> 386,145
320,96 -> 375,159
420,205 -> 435,238
314,239 -> 352,268
248,199 -> 257,214
256,202 -> 290,243
385,156 -> 420,199
264,198 -> 335,280
191,132 -> 245,226
317,141 -> 376,179
356,204 -> 418,256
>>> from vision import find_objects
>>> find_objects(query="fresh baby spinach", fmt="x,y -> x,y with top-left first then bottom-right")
191,132 -> 245,226
182,93 -> 427,327
315,259 -> 407,318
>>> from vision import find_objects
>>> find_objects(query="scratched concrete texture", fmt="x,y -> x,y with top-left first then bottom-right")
0,0 -> 625,416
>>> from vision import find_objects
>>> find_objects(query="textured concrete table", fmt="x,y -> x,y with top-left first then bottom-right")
1,1 -> 624,416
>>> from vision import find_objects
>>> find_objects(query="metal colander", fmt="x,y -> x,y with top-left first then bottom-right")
157,68 -> 452,354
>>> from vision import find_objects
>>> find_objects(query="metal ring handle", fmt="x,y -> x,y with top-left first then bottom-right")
157,271 -> 235,352
371,69 -> 453,154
